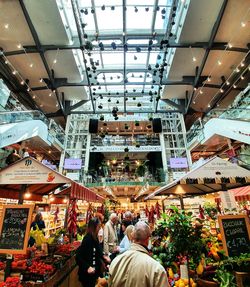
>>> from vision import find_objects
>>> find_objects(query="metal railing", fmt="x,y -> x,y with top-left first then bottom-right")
91,135 -> 160,147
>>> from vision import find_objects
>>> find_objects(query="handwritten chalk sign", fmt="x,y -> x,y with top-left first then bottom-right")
0,205 -> 33,254
218,215 -> 250,257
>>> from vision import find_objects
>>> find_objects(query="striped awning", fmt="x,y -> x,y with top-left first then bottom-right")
233,186 -> 250,202
70,182 -> 104,202
215,186 -> 250,203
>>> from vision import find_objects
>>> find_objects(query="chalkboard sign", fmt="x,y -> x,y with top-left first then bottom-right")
0,205 -> 33,254
218,215 -> 250,257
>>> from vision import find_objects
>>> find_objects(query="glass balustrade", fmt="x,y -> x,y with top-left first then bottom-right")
0,110 -> 65,146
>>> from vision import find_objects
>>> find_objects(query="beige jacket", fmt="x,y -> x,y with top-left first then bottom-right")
103,220 -> 118,255
108,243 -> 169,287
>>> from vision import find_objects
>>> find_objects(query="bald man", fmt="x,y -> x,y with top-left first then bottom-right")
109,221 -> 169,287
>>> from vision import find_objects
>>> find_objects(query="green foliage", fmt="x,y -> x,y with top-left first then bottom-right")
214,267 -> 236,287
165,206 -> 203,264
203,202 -> 218,219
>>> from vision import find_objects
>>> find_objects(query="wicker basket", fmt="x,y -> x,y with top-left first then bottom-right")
197,278 -> 219,287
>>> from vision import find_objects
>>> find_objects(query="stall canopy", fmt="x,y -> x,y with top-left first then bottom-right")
215,186 -> 250,203
0,157 -> 103,202
145,157 -> 250,200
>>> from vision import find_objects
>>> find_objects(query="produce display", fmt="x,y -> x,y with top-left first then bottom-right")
0,277 -> 23,287
0,241 -> 81,285
152,206 -> 250,287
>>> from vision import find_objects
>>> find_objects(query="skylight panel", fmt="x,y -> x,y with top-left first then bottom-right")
126,6 -> 152,31
102,52 -> 124,68
96,7 -> 123,32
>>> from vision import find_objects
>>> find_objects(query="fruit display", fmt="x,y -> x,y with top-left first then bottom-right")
27,260 -> 55,275
55,241 -> 81,256
174,278 -> 196,287
0,277 -> 23,287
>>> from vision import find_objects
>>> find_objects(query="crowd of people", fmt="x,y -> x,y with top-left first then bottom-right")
76,211 -> 169,287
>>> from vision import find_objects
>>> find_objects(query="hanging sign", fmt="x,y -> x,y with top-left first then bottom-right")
218,215 -> 250,257
0,204 -> 33,254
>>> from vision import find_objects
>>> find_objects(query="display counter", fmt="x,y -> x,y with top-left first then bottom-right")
22,256 -> 81,287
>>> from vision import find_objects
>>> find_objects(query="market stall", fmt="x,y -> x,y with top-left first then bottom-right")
0,157 -> 102,204
145,157 -> 250,209
0,157 -> 102,287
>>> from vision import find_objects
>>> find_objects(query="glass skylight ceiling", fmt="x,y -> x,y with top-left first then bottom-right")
62,0 -> 180,114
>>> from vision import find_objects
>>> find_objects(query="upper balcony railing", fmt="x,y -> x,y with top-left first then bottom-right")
91,135 -> 160,147
0,110 -> 65,146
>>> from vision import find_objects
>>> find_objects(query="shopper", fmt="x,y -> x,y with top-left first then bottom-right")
5,149 -> 21,165
120,211 -> 133,240
118,225 -> 134,254
108,221 -> 169,287
76,217 -> 110,287
29,212 -> 46,247
103,213 -> 119,260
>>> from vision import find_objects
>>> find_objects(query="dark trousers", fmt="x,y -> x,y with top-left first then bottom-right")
81,279 -> 96,287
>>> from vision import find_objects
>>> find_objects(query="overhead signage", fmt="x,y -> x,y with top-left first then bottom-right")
0,204 -> 33,254
91,146 -> 162,153
170,157 -> 188,168
0,157 -> 71,184
218,215 -> 250,257
64,158 -> 82,170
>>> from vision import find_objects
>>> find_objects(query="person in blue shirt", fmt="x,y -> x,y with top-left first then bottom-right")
118,225 -> 134,254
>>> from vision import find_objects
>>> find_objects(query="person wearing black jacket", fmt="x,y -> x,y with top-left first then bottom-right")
76,217 -> 110,287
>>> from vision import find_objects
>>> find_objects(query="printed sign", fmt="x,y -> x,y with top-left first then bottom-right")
218,215 -> 250,257
64,158 -> 82,170
0,204 -> 33,254
0,157 -> 71,184
170,158 -> 188,168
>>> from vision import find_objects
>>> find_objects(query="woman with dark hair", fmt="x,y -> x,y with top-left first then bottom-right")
76,217 -> 110,287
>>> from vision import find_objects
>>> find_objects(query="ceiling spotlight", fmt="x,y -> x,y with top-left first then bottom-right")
56,103 -> 59,107
91,8 -> 95,14
53,59 -> 57,64
20,80 -> 25,85
49,93 -> 52,97
241,75 -> 245,80
145,7 -> 149,12
27,87 -> 30,91
233,84 -> 237,88
226,81 -> 230,85
134,6 -> 138,13
84,9 -> 88,15
192,57 -> 196,62
101,5 -> 105,10
39,78 -> 43,82
12,70 -> 17,75
161,8 -> 166,14
136,47 -> 141,53
193,101 -> 196,104
137,102 -> 142,107
116,100 -> 119,104
220,88 -> 224,93
134,55 -> 137,60
111,6 -> 115,10
17,44 -> 22,49
207,76 -> 211,82
108,98 -> 111,102
199,90 -> 203,94
241,21 -> 246,27
4,60 -> 8,64
228,43 -> 233,48
235,67 -> 240,73
4,24 -> 9,29
32,95 -> 36,99
217,60 -> 222,66
240,62 -> 245,67
29,63 -> 34,68
157,54 -> 161,60
208,104 -> 211,108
